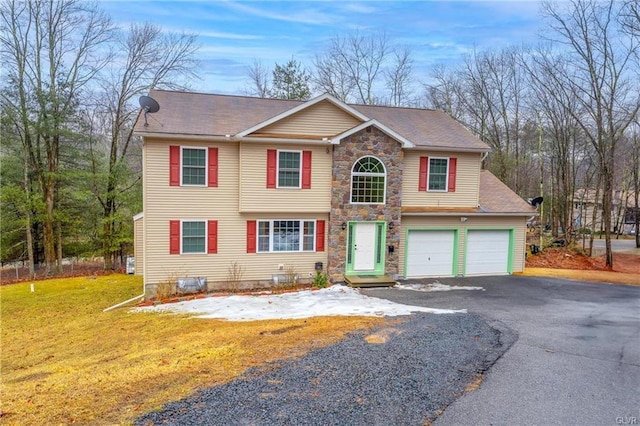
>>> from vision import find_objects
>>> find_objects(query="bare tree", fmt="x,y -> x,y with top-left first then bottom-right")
524,45 -> 591,243
1,0 -> 113,273
314,32 -> 391,104
620,0 -> 640,37
243,59 -> 271,97
540,0 -> 640,266
90,23 -> 198,269
423,64 -> 466,120
385,47 -> 414,106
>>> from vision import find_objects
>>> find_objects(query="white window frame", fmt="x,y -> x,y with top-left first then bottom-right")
276,149 -> 302,189
350,156 -> 387,205
181,146 -> 207,187
180,219 -> 207,254
427,157 -> 449,192
256,219 -> 316,253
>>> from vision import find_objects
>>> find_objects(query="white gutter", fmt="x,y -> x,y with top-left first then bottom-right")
135,132 -> 334,146
406,146 -> 490,153
133,132 -> 233,141
401,212 -> 537,217
236,136 -> 333,145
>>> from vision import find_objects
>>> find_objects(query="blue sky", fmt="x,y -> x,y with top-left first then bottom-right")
100,1 -> 544,95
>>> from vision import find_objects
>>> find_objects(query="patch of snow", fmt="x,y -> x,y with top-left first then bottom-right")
395,281 -> 485,292
131,284 -> 464,321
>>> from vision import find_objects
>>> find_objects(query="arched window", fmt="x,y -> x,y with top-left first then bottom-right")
351,156 -> 386,204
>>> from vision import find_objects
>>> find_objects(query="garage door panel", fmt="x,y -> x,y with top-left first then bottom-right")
466,230 -> 510,275
406,230 -> 455,277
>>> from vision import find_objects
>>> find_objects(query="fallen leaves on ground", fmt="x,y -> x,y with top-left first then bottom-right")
524,247 -> 640,286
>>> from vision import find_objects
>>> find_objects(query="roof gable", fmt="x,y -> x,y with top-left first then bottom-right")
237,94 -> 368,137
249,98 -> 364,139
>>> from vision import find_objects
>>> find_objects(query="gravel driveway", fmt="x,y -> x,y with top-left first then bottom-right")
136,312 -> 515,426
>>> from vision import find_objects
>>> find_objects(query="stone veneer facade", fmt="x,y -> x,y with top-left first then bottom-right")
327,126 -> 403,282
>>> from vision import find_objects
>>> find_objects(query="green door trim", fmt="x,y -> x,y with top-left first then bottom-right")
403,227 -> 459,278
345,221 -> 387,276
462,227 -> 515,275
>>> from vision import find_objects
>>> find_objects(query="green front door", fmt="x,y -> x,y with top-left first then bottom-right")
346,221 -> 386,276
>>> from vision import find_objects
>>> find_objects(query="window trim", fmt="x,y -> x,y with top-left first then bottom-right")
256,219 -> 317,253
427,156 -> 449,192
276,149 -> 302,189
350,156 -> 387,205
180,219 -> 207,254
180,146 -> 208,187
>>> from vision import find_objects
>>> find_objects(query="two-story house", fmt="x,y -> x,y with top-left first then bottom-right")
133,90 -> 535,297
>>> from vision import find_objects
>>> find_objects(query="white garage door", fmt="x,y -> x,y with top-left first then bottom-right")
466,230 -> 510,275
406,230 -> 455,277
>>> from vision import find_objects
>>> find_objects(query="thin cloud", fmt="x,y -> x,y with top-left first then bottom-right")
197,30 -> 264,40
222,1 -> 337,25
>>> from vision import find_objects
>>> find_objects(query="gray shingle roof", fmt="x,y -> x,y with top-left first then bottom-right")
479,170 -> 537,214
134,90 -> 490,152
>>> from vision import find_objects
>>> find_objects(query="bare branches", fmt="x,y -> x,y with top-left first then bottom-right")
313,32 -> 414,105
539,0 -> 640,265
244,59 -> 271,97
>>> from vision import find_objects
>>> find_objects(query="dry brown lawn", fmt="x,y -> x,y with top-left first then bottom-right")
0,275 -> 382,425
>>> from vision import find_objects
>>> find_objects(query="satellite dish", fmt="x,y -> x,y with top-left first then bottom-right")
139,95 -> 160,127
531,196 -> 544,208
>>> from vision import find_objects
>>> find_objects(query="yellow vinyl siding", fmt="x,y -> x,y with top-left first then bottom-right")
143,139 -> 328,290
254,100 -> 362,137
402,151 -> 481,208
399,215 -> 527,277
133,215 -> 143,275
239,142 -> 332,213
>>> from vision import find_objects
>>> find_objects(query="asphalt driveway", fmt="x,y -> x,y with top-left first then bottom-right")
363,276 -> 640,426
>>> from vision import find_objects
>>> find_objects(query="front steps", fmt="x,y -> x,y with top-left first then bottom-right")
344,275 -> 396,288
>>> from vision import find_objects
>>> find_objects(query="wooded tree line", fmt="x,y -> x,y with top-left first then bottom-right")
0,0 -> 197,275
1,0 -> 637,276
246,0 -> 640,264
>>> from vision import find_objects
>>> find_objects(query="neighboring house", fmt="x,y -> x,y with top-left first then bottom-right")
132,90 -> 535,297
573,188 -> 637,235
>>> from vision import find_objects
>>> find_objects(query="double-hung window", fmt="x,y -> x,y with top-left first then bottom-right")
278,151 -> 301,188
182,221 -> 206,253
257,220 -> 315,252
428,157 -> 448,191
182,147 -> 206,186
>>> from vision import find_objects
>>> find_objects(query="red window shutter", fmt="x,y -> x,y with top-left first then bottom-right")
302,150 -> 312,189
207,220 -> 218,254
169,220 -> 180,254
419,156 -> 428,191
315,220 -> 325,252
169,146 -> 180,186
266,150 -> 277,188
448,157 -> 457,192
246,220 -> 257,253
208,147 -> 218,187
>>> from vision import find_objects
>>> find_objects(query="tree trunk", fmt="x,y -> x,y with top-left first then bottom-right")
43,180 -> 56,274
23,144 -> 35,279
588,183 -> 601,257
601,158 -> 614,267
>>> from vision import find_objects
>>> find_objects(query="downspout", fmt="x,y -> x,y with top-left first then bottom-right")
104,214 -> 146,311
103,292 -> 144,312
